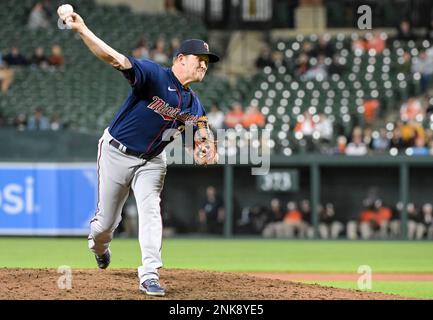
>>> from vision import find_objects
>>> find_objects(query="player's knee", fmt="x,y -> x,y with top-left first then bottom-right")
91,218 -> 119,235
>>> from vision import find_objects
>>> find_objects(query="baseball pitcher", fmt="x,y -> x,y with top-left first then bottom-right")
61,10 -> 219,296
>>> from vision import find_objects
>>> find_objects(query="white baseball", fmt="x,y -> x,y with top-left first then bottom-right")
57,4 -> 74,20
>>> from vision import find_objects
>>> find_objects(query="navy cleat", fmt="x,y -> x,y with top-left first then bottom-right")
139,279 -> 166,296
95,249 -> 111,269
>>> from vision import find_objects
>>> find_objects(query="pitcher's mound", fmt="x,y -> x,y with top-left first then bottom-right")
0,268 -> 407,300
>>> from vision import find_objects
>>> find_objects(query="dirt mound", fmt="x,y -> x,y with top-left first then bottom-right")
0,268 -> 407,300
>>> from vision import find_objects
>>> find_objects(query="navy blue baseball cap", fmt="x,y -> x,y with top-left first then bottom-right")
175,39 -> 220,63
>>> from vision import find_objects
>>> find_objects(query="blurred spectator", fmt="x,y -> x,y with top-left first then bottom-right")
303,54 -> 328,81
359,199 -> 392,239
198,186 -> 224,234
389,202 -> 402,238
375,200 -> 392,239
407,203 -> 422,240
299,199 -> 313,239
315,113 -> 333,143
345,127 -> 368,156
332,135 -> 347,155
400,97 -> 423,122
237,205 -> 268,235
365,31 -> 386,54
300,41 -> 314,57
348,187 -> 378,240
27,107 -> 50,130
295,53 -> 310,78
318,203 -> 344,239
396,19 -> 416,41
371,128 -> 390,153
169,37 -> 181,59
13,113 -> 27,131
224,102 -> 244,128
411,137 -> 429,155
359,201 -> 378,240
418,203 -> 433,240
3,47 -> 29,67
429,140 -> 433,155
132,47 -> 148,60
351,34 -> 367,54
411,50 -> 433,93
396,51 -> 412,75
151,38 -> 169,65
255,45 -> 275,69
262,198 -> 284,238
328,53 -> 346,75
311,34 -> 334,58
389,201 -> 433,240
424,128 -> 433,143
399,120 -> 424,147
50,114 -> 63,131
30,47 -> 49,69
138,38 -> 151,59
207,102 -> 225,130
133,36 -> 150,59
389,126 -> 406,151
249,205 -> 269,234
424,204 -> 433,239
426,96 -> 433,116
270,51 -> 286,70
28,2 -> 50,30
242,104 -> 265,128
281,201 -> 304,238
399,121 -> 416,146
363,99 -> 380,125
294,111 -> 315,137
0,54 -> 14,93
425,128 -> 433,145
48,45 -> 64,68
363,127 -> 373,149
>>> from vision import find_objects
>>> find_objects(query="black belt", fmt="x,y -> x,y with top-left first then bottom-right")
109,139 -> 152,160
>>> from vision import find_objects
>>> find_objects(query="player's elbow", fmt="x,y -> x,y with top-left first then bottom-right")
108,54 -> 131,70
109,58 -> 122,70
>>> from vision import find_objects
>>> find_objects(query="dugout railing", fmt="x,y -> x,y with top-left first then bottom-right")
166,155 -> 432,240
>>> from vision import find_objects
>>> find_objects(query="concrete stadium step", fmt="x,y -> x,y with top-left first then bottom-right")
215,31 -> 265,77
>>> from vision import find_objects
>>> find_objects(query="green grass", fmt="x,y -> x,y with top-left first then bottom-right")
304,281 -> 433,299
0,238 -> 432,273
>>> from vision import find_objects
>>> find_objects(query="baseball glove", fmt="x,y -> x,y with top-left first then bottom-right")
193,117 -> 218,165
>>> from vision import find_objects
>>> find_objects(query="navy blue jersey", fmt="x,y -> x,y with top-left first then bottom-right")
108,57 -> 207,158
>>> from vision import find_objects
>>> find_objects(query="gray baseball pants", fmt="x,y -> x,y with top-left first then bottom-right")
88,128 -> 167,283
